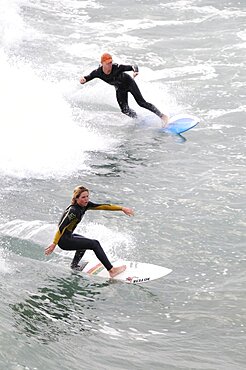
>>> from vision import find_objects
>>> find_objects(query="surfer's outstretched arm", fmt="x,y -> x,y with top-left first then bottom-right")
87,202 -> 134,216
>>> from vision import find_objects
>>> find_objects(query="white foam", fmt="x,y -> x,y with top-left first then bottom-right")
60,0 -> 102,10
64,42 -> 102,59
238,30 -> 246,41
144,65 -> 217,81
0,249 -> 12,274
161,2 -> 244,20
0,219 -> 56,246
0,218 -> 135,263
208,106 -> 246,120
0,53 -> 116,178
59,221 -> 135,261
0,0 -> 41,48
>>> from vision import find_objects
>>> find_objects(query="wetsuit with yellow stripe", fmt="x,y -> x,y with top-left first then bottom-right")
84,63 -> 163,119
53,201 -> 123,270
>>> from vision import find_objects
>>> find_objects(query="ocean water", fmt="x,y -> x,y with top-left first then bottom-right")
0,0 -> 245,369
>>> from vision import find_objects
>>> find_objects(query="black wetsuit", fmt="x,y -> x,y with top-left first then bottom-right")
53,202 -> 122,269
84,63 -> 163,118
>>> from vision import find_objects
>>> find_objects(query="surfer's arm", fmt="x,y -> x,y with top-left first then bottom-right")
44,225 -> 68,256
45,228 -> 64,256
80,69 -> 99,84
45,226 -> 68,256
118,64 -> 139,78
52,229 -> 63,245
87,201 -> 134,216
45,209 -> 78,255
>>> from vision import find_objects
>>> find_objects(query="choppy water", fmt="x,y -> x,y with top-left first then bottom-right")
0,0 -> 245,369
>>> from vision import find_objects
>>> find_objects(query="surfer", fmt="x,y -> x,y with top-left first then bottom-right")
80,53 -> 169,126
45,185 -> 134,278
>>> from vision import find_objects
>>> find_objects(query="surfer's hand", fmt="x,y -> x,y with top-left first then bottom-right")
80,77 -> 86,84
45,243 -> 56,256
133,72 -> 138,78
122,207 -> 134,216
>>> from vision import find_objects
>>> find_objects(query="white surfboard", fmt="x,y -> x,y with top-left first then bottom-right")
81,260 -> 172,284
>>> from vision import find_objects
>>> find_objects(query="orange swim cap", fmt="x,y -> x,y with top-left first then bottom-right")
101,53 -> 112,63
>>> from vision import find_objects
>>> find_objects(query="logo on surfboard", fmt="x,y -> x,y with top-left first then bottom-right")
126,276 -> 150,283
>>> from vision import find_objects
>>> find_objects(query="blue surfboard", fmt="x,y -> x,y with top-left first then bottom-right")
161,114 -> 199,134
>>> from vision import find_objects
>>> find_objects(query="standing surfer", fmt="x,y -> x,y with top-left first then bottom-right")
80,53 -> 169,126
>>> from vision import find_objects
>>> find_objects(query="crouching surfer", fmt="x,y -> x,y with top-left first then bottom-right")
45,185 -> 134,278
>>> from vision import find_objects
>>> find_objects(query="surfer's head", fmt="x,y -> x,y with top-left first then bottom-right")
101,52 -> 112,64
101,52 -> 113,75
72,185 -> 89,206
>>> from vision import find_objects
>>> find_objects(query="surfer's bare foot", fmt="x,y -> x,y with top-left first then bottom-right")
161,114 -> 169,127
109,265 -> 126,278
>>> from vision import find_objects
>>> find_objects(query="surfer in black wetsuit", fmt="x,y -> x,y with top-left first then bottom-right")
80,53 -> 169,126
45,185 -> 134,278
